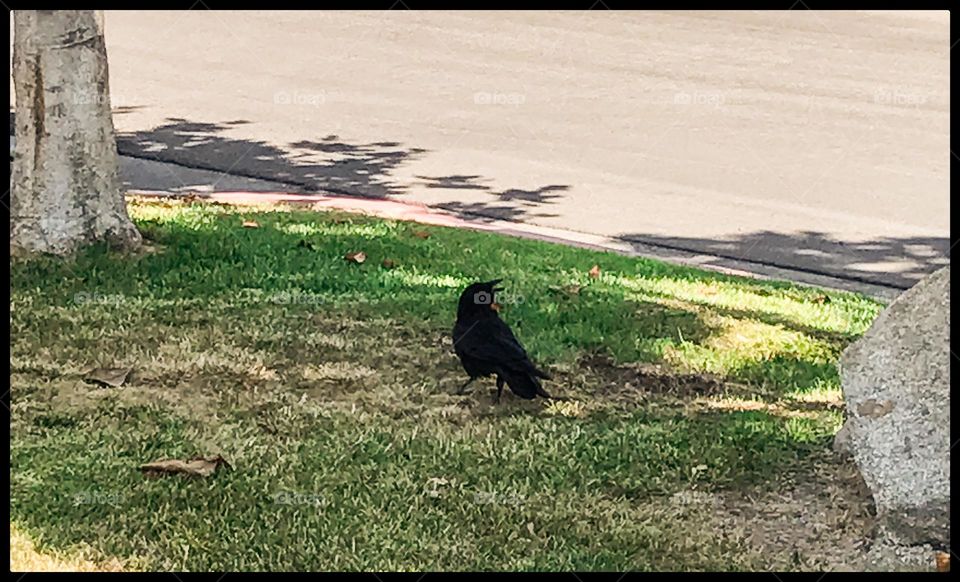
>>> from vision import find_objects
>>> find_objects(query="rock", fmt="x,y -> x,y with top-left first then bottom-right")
838,265 -> 950,547
862,528 -> 941,572
832,420 -> 854,455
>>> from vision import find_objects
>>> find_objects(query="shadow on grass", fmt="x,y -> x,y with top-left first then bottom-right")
11,201 -> 874,408
11,203 -> 871,570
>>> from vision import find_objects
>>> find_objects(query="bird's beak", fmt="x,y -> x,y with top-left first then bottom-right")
486,278 -> 505,292
491,302 -> 502,312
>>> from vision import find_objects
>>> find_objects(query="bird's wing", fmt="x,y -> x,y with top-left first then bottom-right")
456,317 -> 536,371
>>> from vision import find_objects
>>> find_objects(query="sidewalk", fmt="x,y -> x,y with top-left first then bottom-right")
116,150 -> 902,302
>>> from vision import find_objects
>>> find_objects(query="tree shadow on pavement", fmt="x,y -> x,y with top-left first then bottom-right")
109,116 -> 569,225
615,230 -> 950,291
414,175 -> 568,222
115,118 -> 427,199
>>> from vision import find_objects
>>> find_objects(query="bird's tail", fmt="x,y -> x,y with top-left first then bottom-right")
504,367 -> 552,399
530,370 -> 553,398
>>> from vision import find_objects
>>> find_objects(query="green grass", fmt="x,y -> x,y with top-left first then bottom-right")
9,198 -> 885,571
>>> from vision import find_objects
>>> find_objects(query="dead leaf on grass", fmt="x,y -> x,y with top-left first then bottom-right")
412,230 -> 431,239
382,258 -> 397,269
241,220 -> 260,228
345,251 -> 367,264
83,367 -> 132,388
140,455 -> 232,478
588,265 -> 601,278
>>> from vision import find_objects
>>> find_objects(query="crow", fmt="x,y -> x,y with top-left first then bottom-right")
452,279 -> 551,403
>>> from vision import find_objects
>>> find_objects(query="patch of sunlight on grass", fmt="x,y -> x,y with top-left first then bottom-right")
612,274 -> 881,335
381,269 -> 466,289
696,397 -> 821,420
127,204 -> 188,224
705,318 -> 800,355
275,221 -> 399,238
660,313 -> 838,383
543,399 -> 587,418
10,523 -> 133,572
784,414 -> 843,443
789,380 -> 844,406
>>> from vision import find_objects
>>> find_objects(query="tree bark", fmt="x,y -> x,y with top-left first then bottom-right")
11,10 -> 141,256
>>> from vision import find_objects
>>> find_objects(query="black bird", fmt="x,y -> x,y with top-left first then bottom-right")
452,279 -> 551,403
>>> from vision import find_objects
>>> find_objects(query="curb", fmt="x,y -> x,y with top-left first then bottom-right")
128,189 -> 903,302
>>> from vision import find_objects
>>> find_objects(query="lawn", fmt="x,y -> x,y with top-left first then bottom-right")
9,197 -> 885,571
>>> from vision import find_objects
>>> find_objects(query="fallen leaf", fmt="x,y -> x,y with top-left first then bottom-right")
140,455 -> 231,478
381,258 -> 397,269
412,230 -> 431,239
242,220 -> 260,228
83,367 -> 132,388
526,522 -> 536,536
344,251 -> 367,264
936,551 -> 950,572
588,265 -> 601,278
812,293 -> 831,304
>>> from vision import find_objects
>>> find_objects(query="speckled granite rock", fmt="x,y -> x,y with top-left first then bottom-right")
838,265 -> 950,548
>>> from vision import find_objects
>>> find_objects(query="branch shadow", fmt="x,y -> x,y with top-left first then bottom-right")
115,118 -> 428,198
430,183 -> 569,223
110,116 -> 571,225
616,230 -> 950,290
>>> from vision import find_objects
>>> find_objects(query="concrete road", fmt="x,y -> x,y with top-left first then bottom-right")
10,11 -> 951,289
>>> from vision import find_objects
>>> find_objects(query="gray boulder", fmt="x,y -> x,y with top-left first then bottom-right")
837,265 -> 950,547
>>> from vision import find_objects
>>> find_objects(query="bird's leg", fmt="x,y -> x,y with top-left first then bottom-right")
495,376 -> 505,404
457,377 -> 476,395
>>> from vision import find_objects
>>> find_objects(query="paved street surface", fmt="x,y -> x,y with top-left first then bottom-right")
10,11 -> 950,289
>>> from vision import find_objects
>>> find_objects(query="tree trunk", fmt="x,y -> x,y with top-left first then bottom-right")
11,10 -> 141,256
